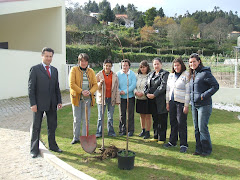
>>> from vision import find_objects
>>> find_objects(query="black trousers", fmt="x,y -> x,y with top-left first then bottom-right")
169,100 -> 188,146
119,97 -> 135,133
30,108 -> 58,154
149,99 -> 168,141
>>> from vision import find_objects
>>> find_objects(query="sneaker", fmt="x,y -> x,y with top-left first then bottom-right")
128,132 -> 134,136
119,132 -> 126,136
143,131 -> 150,139
138,130 -> 145,137
163,142 -> 177,148
96,134 -> 102,138
180,146 -> 188,153
148,138 -> 158,142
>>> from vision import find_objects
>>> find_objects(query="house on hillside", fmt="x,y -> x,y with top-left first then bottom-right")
228,31 -> 240,39
90,12 -> 100,19
0,0 -> 66,100
115,14 -> 134,28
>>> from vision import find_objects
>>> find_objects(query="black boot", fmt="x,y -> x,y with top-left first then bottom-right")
144,131 -> 150,139
139,129 -> 145,137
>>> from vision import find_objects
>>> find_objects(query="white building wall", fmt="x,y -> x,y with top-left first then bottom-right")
0,7 -> 63,53
0,0 -> 66,100
0,49 -> 66,100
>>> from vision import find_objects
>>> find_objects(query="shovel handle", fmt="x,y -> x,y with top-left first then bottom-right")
85,101 -> 89,137
102,82 -> 105,149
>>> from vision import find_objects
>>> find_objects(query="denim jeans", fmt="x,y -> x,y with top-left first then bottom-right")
96,98 -> 116,136
192,104 -> 212,155
72,99 -> 91,141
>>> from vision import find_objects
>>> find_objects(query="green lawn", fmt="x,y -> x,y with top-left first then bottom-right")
41,105 -> 240,180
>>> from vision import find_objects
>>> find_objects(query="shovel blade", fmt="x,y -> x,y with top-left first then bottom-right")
80,135 -> 97,153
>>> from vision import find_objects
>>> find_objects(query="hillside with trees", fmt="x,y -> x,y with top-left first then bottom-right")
65,0 -> 240,64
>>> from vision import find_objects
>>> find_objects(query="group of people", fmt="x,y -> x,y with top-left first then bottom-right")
28,47 -> 219,158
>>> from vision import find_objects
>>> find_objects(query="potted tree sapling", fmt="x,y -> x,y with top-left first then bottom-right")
117,74 -> 136,170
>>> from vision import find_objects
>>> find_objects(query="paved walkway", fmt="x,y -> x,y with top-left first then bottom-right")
0,92 -> 73,180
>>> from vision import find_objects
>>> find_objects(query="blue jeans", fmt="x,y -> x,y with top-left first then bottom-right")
96,98 -> 116,136
192,104 -> 212,155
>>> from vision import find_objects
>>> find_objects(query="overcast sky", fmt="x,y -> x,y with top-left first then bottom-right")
66,0 -> 240,17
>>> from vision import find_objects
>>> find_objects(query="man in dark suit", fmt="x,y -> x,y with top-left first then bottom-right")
28,47 -> 62,158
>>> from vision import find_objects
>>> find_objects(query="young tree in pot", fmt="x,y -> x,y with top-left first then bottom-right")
117,74 -> 136,170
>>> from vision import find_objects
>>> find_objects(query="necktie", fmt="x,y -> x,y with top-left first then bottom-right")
46,66 -> 51,78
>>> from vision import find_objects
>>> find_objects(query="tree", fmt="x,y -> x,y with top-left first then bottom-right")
99,6 -> 115,23
180,17 -> 199,39
134,13 -> 145,29
83,0 -> 99,13
99,0 -> 111,13
113,4 -> 126,14
144,7 -> 157,26
202,17 -> 233,46
167,24 -> 185,47
126,3 -> 138,21
157,7 -> 165,18
140,26 -> 155,41
153,16 -> 176,37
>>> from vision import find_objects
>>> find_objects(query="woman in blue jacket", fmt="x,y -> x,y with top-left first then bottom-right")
189,53 -> 219,157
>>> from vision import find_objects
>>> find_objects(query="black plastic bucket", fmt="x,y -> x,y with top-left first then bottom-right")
117,150 -> 136,170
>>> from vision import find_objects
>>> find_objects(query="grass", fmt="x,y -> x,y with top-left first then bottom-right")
40,105 -> 240,180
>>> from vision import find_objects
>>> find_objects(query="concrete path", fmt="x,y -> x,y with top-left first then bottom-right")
0,92 -> 73,180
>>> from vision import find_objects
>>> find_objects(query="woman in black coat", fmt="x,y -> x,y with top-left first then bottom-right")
189,53 -> 219,156
144,58 -> 169,144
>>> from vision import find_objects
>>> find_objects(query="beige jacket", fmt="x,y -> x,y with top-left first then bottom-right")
96,70 -> 120,106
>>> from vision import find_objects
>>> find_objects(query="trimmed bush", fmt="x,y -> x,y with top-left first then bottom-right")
141,46 -> 157,54
66,45 -> 112,64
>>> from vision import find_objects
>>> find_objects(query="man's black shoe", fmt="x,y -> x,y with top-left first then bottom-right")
31,153 -> 38,158
50,148 -> 63,153
71,139 -> 80,144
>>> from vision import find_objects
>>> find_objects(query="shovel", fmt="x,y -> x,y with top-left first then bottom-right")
80,101 -> 97,153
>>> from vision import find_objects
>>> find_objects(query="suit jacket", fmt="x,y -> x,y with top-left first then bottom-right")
28,63 -> 62,111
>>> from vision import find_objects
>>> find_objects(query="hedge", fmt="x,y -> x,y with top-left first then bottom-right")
111,52 -> 189,63
66,45 -> 112,64
66,45 -> 220,65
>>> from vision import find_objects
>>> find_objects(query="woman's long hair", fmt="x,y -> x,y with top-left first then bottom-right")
189,53 -> 204,80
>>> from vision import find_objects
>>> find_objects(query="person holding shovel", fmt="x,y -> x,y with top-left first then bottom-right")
95,59 -> 120,138
144,58 -> 169,144
69,53 -> 98,145
134,60 -> 152,139
117,59 -> 137,137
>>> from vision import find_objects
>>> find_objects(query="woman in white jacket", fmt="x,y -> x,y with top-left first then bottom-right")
134,60 -> 152,139
164,58 -> 190,153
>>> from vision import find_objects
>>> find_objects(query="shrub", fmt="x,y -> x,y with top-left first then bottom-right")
66,45 -> 112,64
141,46 -> 157,54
